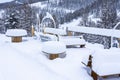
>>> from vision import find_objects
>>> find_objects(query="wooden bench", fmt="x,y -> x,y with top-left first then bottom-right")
43,28 -> 86,48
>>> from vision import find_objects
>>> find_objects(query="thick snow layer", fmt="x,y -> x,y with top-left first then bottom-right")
42,41 -> 66,54
0,34 -> 120,80
0,0 -> 13,3
6,29 -> 27,37
35,32 -> 58,41
0,34 -> 93,80
44,28 -> 67,35
59,36 -> 86,46
68,26 -> 120,38
92,49 -> 120,76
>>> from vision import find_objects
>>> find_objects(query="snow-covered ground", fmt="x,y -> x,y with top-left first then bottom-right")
0,0 -> 13,3
0,34 -> 92,80
0,33 -> 120,80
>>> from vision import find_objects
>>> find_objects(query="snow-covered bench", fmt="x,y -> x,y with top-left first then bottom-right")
90,49 -> 120,80
35,32 -> 57,42
42,28 -> 86,48
59,36 -> 86,48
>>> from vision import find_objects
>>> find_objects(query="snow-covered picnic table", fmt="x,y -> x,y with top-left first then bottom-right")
91,48 -> 120,80
59,36 -> 86,47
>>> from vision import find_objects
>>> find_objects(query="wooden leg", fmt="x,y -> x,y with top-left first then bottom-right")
80,45 -> 85,48
87,55 -> 92,68
119,74 -> 120,77
91,71 -> 98,80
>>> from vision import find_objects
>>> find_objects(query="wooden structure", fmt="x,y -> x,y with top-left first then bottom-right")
31,25 -> 35,36
6,29 -> 27,43
42,51 -> 66,60
86,52 -> 120,80
60,36 -> 86,48
42,41 -> 66,60
67,31 -> 73,36
12,36 -> 22,42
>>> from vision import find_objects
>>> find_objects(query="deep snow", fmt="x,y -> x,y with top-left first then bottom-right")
0,34 -> 92,80
0,0 -> 13,3
0,34 -> 120,80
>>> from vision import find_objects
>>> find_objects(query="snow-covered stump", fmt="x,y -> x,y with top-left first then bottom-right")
12,36 -> 22,42
42,41 -> 66,60
6,29 -> 27,42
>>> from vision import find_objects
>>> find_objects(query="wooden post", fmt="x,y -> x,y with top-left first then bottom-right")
12,37 -> 22,42
80,45 -> 85,48
68,31 -> 72,36
31,25 -> 34,36
49,54 -> 59,60
91,70 -> 98,80
66,27 -> 72,36
118,38 -> 120,48
87,55 -> 92,68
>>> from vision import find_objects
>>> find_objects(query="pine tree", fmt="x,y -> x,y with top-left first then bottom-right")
101,0 -> 117,48
5,10 -> 20,30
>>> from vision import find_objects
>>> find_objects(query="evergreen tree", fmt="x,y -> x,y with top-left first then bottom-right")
5,10 -> 20,30
101,0 -> 117,48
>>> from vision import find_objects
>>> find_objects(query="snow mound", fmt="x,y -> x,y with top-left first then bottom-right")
6,29 -> 27,37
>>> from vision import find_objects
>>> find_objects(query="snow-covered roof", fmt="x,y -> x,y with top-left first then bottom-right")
42,41 -> 66,54
44,28 -> 67,35
0,0 -> 13,3
68,26 -> 120,38
6,29 -> 27,37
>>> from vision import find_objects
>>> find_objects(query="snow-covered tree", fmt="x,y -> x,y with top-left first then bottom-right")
5,11 -> 20,30
101,0 -> 117,48
3,4 -> 34,36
